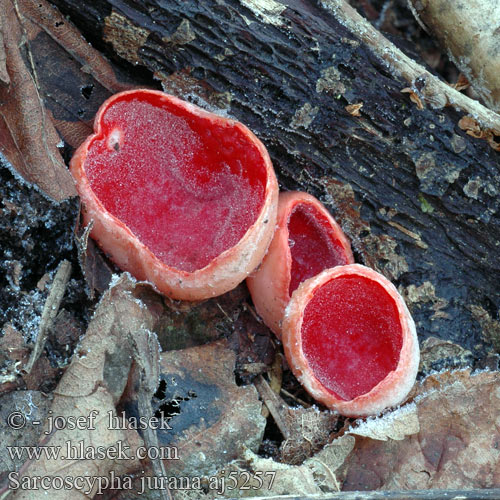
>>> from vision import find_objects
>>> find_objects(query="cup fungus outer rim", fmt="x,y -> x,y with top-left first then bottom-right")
282,263 -> 419,417
70,89 -> 279,301
247,190 -> 354,338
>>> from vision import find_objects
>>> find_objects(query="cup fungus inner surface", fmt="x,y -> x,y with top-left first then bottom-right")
301,275 -> 403,401
84,94 -> 267,272
288,204 -> 351,295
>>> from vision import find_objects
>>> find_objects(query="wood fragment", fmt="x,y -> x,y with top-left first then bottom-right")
254,374 -> 291,439
23,259 -> 72,374
345,103 -> 363,116
129,327 -> 172,500
246,488 -> 500,499
387,221 -> 428,249
408,0 -> 500,111
321,0 -> 500,134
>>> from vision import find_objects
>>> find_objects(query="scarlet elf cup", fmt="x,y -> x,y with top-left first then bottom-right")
70,89 -> 279,301
71,90 -> 419,417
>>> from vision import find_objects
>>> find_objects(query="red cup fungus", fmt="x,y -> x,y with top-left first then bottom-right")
247,191 -> 354,337
70,89 -> 278,301
282,264 -> 419,417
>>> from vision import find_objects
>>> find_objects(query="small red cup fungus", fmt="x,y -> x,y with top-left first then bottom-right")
70,89 -> 278,301
247,191 -> 354,337
282,264 -> 419,417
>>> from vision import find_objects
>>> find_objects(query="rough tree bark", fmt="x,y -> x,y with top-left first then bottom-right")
48,0 -> 500,361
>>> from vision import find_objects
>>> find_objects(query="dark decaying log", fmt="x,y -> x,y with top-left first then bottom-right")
49,0 -> 500,360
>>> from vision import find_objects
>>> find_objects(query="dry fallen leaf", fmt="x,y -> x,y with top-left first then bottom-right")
458,115 -> 500,151
458,115 -> 482,138
401,87 -> 424,110
348,403 -> 419,441
0,0 -> 136,201
153,339 -> 266,479
0,391 -> 53,473
280,406 -> 339,464
7,274 -> 160,499
345,103 -> 363,116
0,0 -> 75,201
337,369 -> 500,491
213,434 -> 355,497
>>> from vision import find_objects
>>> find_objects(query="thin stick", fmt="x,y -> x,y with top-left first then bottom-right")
280,388 -> 311,408
23,260 -> 71,374
235,488 -> 500,499
254,375 -> 291,439
320,0 -> 500,132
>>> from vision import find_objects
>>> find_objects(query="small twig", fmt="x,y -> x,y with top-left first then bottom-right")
387,221 -> 428,249
320,0 -> 500,133
280,388 -> 311,408
23,260 -> 71,374
254,375 -> 291,439
373,0 -> 392,30
243,301 -> 263,323
216,302 -> 233,323
236,489 -> 500,499
129,328 -> 173,500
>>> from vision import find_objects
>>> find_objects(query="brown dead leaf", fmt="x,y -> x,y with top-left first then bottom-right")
0,22 -> 9,86
75,221 -> 114,298
401,87 -> 424,110
485,129 -> 500,151
337,369 -> 500,491
0,324 -> 28,393
0,324 -> 29,367
18,0 -> 132,95
0,0 -> 138,201
49,309 -> 84,358
345,103 -> 363,116
231,306 -> 276,383
8,274 -> 160,499
18,0 -> 137,150
154,339 -> 266,478
280,406 -> 339,464
0,0 -> 75,201
156,283 -> 250,351
458,115 -> 482,138
215,435 -> 354,497
22,356 -> 60,392
458,115 -> 500,151
222,448 -> 322,496
253,374 -> 338,465
450,73 -> 470,92
0,391 -> 53,473
348,404 -> 419,441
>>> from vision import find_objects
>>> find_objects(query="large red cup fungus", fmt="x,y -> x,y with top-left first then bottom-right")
282,264 -> 419,417
247,191 -> 354,337
70,89 -> 278,301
